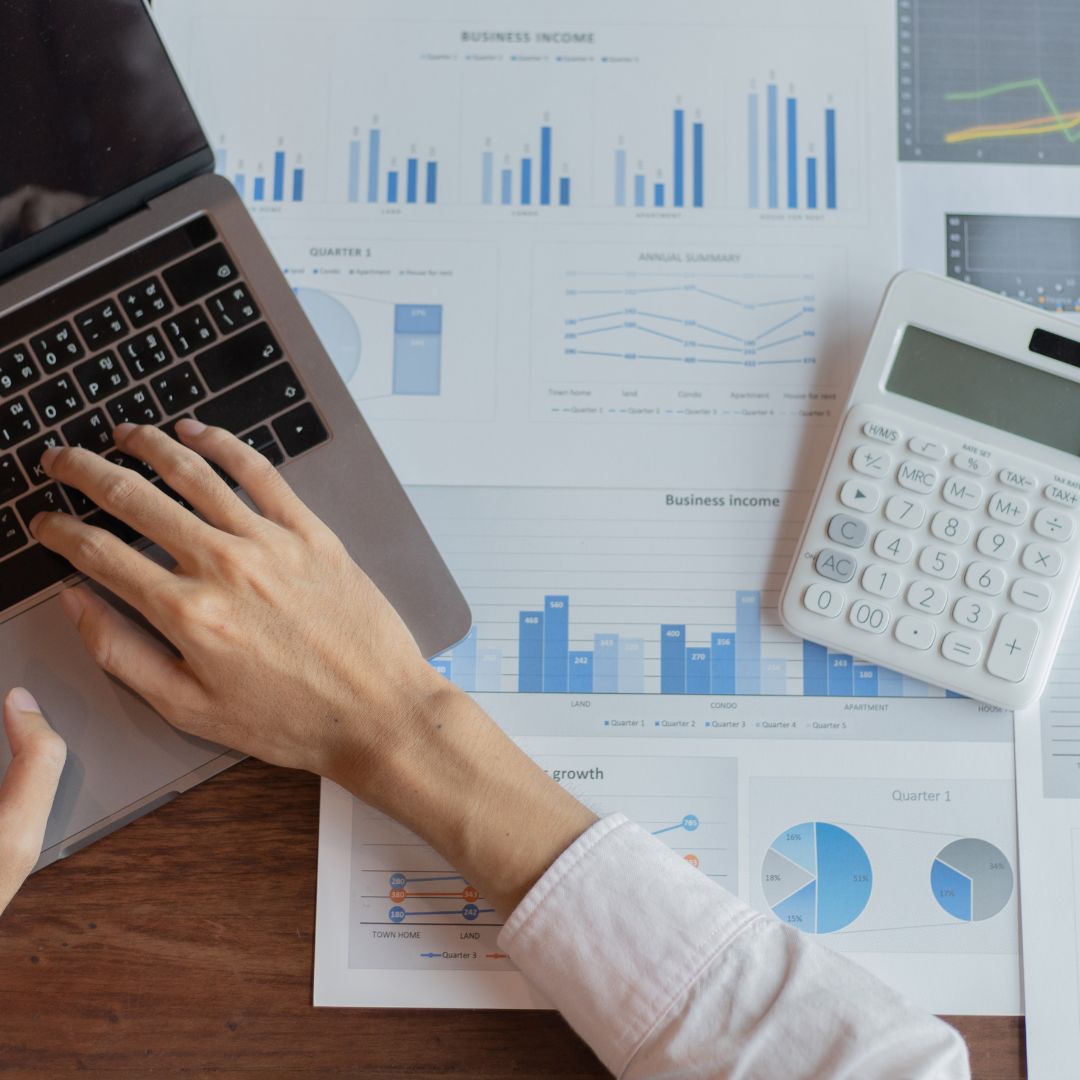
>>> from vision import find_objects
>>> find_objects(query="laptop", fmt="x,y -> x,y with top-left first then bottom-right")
0,0 -> 471,869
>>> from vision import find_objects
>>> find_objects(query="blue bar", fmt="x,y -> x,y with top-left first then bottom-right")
748,92 -> 759,209
802,641 -> 828,695
387,170 -> 399,203
348,140 -> 361,203
292,168 -> 304,202
431,658 -> 452,680
392,304 -> 442,395
618,638 -> 644,694
806,156 -> 818,209
367,129 -> 381,203
234,174 -> 246,200
482,151 -> 494,204
253,177 -> 266,202
767,84 -> 778,209
594,634 -> 619,694
827,654 -> 853,696
763,659 -> 787,696
540,126 -> 552,206
686,647 -> 710,694
476,648 -> 502,693
569,651 -> 594,694
215,148 -> 228,174
425,161 -> 437,204
877,667 -> 904,697
654,181 -> 665,207
903,676 -> 931,696
853,664 -> 879,697
786,97 -> 797,208
710,633 -> 735,695
735,591 -> 761,695
521,157 -> 532,205
673,109 -> 685,207
634,174 -> 646,207
826,108 -> 837,209
559,177 -> 570,206
614,148 -> 627,206
452,626 -> 478,692
518,611 -> 543,693
661,625 -> 686,694
542,595 -> 569,692
273,150 -> 286,202
692,121 -> 704,207
500,168 -> 512,205
406,158 -> 419,204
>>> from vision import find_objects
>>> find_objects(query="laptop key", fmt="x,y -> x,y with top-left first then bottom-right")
150,362 -> 206,416
195,323 -> 282,392
119,329 -> 172,379
85,509 -> 139,544
62,409 -> 113,453
30,373 -> 83,426
107,386 -> 161,427
75,300 -> 128,351
17,433 -> 62,487
163,305 -> 217,357
75,350 -> 129,403
0,396 -> 40,449
31,321 -> 84,374
0,453 -> 29,500
163,243 -> 238,306
104,450 -> 156,482
16,483 -> 71,530
195,362 -> 305,434
0,541 -> 71,608
273,403 -> 328,458
120,275 -> 173,328
241,426 -> 284,467
63,485 -> 96,516
0,346 -> 38,397
207,283 -> 260,334
0,507 -> 27,558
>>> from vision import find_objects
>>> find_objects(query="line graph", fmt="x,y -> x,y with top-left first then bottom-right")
944,78 -> 1080,146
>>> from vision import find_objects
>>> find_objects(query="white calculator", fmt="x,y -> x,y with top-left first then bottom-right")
780,270 -> 1080,709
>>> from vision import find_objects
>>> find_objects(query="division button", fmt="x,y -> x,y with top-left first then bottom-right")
827,513 -> 869,548
814,547 -> 857,583
1033,507 -> 1074,542
895,615 -> 936,651
987,613 -> 1039,682
839,479 -> 880,512
803,583 -> 844,618
941,632 -> 982,667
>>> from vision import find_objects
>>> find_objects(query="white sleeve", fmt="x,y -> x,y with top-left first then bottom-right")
498,814 -> 969,1080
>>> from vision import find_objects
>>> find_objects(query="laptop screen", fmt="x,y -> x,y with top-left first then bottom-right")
0,0 -> 208,258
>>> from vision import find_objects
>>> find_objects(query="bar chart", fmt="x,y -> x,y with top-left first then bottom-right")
613,104 -> 705,209
479,117 -> 574,208
346,122 -> 440,205
217,143 -> 307,204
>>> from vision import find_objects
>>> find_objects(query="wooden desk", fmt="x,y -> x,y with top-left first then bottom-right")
0,760 -> 1026,1078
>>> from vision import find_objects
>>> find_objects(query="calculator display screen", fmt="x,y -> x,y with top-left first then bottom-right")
886,324 -> 1080,456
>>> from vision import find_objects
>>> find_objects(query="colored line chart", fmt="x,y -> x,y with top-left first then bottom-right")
944,78 -> 1080,147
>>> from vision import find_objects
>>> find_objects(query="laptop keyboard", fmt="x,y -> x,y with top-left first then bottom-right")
0,216 -> 331,615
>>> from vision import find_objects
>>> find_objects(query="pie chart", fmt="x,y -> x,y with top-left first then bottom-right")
931,839 -> 1013,922
762,822 -> 872,933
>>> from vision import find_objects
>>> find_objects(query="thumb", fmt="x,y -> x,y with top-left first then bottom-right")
0,688 -> 67,908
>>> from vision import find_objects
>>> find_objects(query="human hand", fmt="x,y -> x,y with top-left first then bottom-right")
0,689 -> 67,914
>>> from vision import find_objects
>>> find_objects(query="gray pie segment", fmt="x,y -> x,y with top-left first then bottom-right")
761,846 -> 816,909
936,838 -> 1014,921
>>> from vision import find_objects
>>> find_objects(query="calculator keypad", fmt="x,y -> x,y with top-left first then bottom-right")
792,406 -> 1080,703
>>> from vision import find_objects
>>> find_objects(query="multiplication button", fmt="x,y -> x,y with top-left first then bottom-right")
1022,543 -> 1062,577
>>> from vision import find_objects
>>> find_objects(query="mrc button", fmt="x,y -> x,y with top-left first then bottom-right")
816,547 -> 857,582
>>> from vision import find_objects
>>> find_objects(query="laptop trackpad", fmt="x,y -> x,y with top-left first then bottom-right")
0,591 -> 226,851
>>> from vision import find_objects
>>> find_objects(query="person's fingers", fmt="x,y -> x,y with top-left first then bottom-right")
114,424 -> 257,537
58,586 -> 202,718
0,688 -> 66,907
173,420 -> 319,535
40,443 -> 222,562
31,511 -> 177,620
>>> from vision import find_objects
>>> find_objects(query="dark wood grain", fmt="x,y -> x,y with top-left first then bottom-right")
0,760 -> 1026,1079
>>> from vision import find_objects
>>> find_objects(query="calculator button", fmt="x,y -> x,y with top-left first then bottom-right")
1045,482 -> 1080,508
851,445 -> 891,479
840,479 -> 879,512
1011,578 -> 1051,613
849,599 -> 890,634
941,476 -> 982,511
918,545 -> 959,580
1033,507 -> 1074,542
815,548 -> 857,583
941,632 -> 982,667
976,527 -> 1018,561
986,613 -> 1039,682
827,514 -> 868,549
1022,542 -> 1062,577
874,529 -> 913,563
907,579 -> 948,615
862,420 -> 900,445
930,512 -> 971,545
953,451 -> 991,477
999,467 -> 1036,492
953,595 -> 993,631
804,583 -> 845,618
965,561 -> 1006,596
884,495 -> 926,529
896,459 -> 938,495
908,437 -> 946,461
862,563 -> 901,599
895,615 -> 936,650
987,491 -> 1029,525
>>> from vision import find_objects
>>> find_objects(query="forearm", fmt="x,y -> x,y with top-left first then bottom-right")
328,680 -> 597,915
